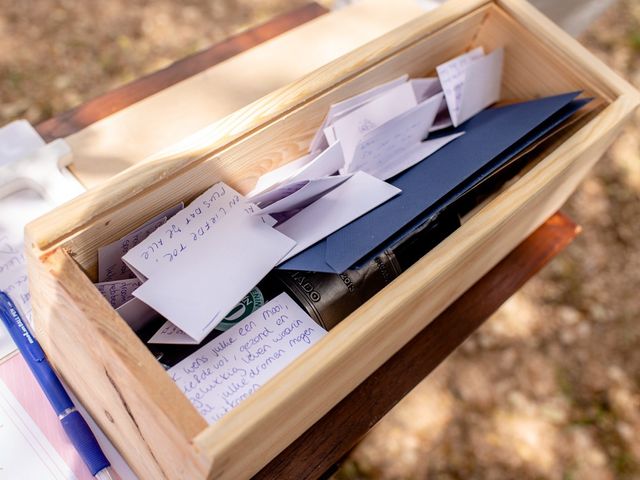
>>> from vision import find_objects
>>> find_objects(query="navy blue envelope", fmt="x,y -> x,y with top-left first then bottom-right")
279,92 -> 585,273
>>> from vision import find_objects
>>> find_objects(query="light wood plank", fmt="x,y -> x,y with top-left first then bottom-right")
66,0 -> 425,188
27,248 -> 209,480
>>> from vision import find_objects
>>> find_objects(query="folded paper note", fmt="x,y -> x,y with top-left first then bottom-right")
279,92 -> 585,274
95,278 -> 142,309
115,297 -> 158,332
124,183 -> 255,279
309,75 -> 409,153
132,184 -> 296,342
248,153 -> 315,197
346,93 -> 450,179
331,82 -> 418,168
276,171 -> 401,263
252,174 -> 351,215
98,202 -> 184,282
437,47 -> 504,127
169,293 -> 327,423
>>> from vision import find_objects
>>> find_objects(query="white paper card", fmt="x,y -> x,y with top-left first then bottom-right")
0,189 -> 51,360
132,202 -> 296,342
148,321 -> 197,345
169,293 -> 326,423
285,141 -> 344,184
410,77 -> 442,103
308,75 -> 408,153
124,183 -> 252,280
115,297 -> 158,332
457,47 -> 504,124
348,93 -> 444,178
330,82 -> 418,166
95,278 -> 142,309
97,203 -> 184,282
277,171 -> 401,262
248,153 -> 314,197
437,47 -> 485,126
254,175 -> 352,215
437,47 -> 503,127
0,120 -> 45,167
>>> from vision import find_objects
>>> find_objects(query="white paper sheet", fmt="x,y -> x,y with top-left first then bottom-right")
285,141 -> 345,184
347,93 -> 444,178
169,293 -> 326,423
308,75 -> 409,153
0,378 -> 77,479
457,47 -> 504,124
98,218 -> 166,282
436,47 -> 503,127
94,278 -> 142,309
248,142 -> 345,203
148,321 -> 196,345
123,183 -> 252,280
410,77 -> 442,102
248,153 -> 314,197
277,171 -> 401,263
132,209 -> 296,342
115,297 -> 158,332
330,82 -> 418,166
97,203 -> 184,282
254,175 -> 352,215
0,120 -> 46,167
0,189 -> 52,361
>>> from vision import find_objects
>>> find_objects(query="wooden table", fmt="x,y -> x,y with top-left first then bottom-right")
35,4 -> 580,479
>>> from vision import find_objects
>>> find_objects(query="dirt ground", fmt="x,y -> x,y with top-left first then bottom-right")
1,1 -> 638,479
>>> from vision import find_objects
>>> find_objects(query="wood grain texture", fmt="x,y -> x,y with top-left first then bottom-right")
34,3 -> 329,142
24,1 -> 640,479
27,249 -> 208,480
52,0 -> 425,188
254,212 -> 579,480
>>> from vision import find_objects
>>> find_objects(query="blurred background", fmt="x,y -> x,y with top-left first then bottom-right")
2,0 -> 638,478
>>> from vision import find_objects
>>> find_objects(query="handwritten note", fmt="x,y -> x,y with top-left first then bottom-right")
123,183 -> 257,280
253,174 -> 351,215
347,93 -> 444,178
94,278 -> 142,309
330,82 -> 418,168
0,189 -> 52,361
169,293 -> 326,423
308,75 -> 408,154
97,203 -> 183,282
437,47 -> 503,127
128,182 -> 296,342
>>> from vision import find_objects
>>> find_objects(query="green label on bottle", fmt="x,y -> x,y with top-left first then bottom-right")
215,287 -> 265,331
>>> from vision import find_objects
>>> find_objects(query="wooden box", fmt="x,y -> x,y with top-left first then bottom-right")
25,0 -> 639,479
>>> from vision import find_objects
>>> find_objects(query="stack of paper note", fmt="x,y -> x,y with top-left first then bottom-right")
90,46 -> 592,422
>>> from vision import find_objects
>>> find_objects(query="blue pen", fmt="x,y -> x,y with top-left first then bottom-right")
0,291 -> 114,480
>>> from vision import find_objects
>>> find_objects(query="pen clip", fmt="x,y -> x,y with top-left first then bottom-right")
0,291 -> 45,362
